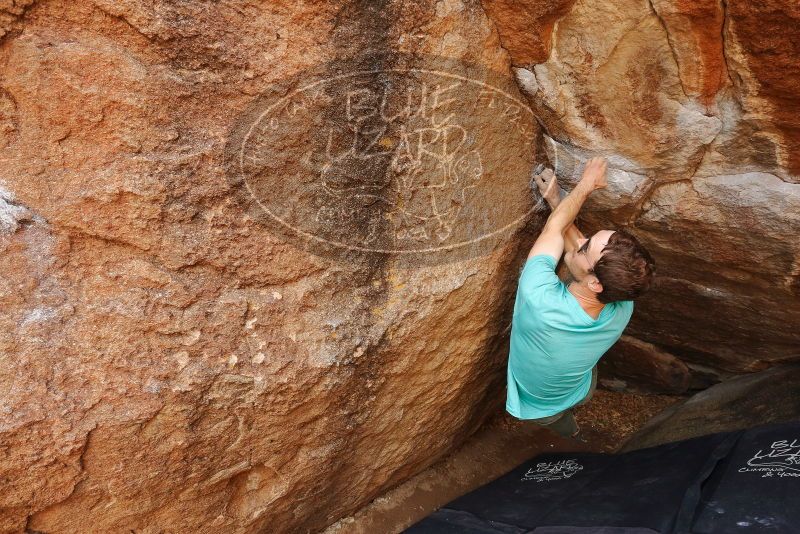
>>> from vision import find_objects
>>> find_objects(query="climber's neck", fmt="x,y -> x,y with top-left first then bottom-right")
567,282 -> 605,320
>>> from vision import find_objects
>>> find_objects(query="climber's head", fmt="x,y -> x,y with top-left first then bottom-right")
565,229 -> 656,303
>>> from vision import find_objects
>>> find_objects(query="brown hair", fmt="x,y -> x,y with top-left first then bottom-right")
593,229 -> 655,303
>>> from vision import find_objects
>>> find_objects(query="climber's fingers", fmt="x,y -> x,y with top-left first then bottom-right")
543,173 -> 558,196
532,167 -> 555,192
535,168 -> 554,186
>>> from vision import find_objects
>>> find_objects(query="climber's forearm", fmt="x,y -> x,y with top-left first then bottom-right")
543,186 -> 585,254
543,179 -> 595,234
563,222 -> 586,254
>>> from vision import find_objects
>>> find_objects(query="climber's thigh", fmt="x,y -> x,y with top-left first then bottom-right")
529,410 -> 566,426
530,409 -> 578,439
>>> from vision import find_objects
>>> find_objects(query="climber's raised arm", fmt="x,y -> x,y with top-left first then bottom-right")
527,157 -> 607,260
532,167 -> 587,254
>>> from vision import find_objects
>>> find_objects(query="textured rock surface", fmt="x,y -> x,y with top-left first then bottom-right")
598,335 -> 691,394
501,0 -> 800,382
479,0 -> 576,65
621,365 -> 800,451
3,0 -> 800,532
0,1 -> 538,532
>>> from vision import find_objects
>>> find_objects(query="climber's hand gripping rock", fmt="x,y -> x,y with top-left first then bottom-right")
531,164 -> 564,209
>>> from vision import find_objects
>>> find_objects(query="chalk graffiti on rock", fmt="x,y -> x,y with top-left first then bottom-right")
224,54 -> 537,266
319,84 -> 484,244
739,439 -> 800,478
522,459 -> 583,482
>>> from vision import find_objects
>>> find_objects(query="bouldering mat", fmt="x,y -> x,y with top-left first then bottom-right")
405,420 -> 800,533
690,421 -> 800,532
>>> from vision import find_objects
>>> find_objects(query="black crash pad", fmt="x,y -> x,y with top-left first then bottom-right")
691,422 -> 800,532
405,420 -> 800,534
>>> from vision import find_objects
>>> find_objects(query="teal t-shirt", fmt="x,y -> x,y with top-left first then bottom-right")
506,254 -> 634,419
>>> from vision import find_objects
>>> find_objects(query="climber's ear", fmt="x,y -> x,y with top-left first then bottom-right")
587,275 -> 603,294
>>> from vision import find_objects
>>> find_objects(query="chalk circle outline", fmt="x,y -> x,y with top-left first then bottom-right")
226,55 -> 542,263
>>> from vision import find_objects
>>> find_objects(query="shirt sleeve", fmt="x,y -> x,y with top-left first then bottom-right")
518,254 -> 561,296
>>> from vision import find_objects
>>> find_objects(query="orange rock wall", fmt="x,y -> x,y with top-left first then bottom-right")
0,1 -> 537,532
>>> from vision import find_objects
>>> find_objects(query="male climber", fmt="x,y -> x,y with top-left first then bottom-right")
506,157 -> 656,439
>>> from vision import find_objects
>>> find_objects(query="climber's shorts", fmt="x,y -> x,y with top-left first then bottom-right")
528,365 -> 597,438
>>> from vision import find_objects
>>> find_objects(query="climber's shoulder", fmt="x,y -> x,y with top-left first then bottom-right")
527,225 -> 564,262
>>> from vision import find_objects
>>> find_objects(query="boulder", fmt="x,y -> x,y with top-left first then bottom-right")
598,335 -> 691,395
2,0 -> 800,531
0,1 -> 539,532
621,365 -> 800,451
492,0 -> 800,373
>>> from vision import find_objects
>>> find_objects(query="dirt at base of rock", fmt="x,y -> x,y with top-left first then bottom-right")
573,389 -> 686,452
493,388 -> 686,452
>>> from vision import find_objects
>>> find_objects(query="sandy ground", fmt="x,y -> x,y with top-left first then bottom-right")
322,389 -> 683,534
572,389 -> 685,452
